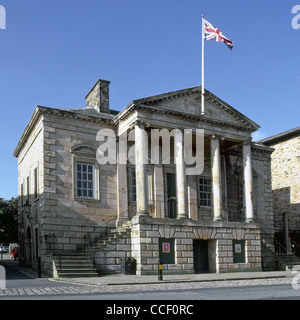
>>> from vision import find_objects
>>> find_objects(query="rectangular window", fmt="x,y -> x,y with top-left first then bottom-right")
76,162 -> 94,199
34,167 -> 38,199
26,176 -> 30,204
199,177 -> 212,207
131,170 -> 136,202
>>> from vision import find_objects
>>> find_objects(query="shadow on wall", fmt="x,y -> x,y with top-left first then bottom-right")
273,187 -> 300,254
18,188 -> 119,270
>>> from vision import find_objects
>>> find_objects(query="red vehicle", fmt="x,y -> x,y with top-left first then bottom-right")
12,246 -> 20,260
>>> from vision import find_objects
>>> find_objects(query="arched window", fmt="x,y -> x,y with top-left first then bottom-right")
70,144 -> 100,201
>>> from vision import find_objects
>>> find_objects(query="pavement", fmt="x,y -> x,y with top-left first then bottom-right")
56,270 -> 293,287
1,256 -> 294,287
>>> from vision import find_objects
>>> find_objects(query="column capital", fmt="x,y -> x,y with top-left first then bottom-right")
211,134 -> 225,141
130,119 -> 150,130
243,139 -> 252,146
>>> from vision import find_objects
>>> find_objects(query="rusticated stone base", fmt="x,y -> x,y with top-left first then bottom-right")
131,215 -> 262,275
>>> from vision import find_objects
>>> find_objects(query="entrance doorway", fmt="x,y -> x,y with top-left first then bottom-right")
193,240 -> 209,273
167,173 -> 177,218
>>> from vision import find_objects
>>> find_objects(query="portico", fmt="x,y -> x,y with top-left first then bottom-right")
119,123 -> 256,225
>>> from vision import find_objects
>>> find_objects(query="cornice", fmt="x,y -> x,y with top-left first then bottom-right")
13,106 -> 42,158
114,102 -> 257,132
13,106 -> 114,158
251,142 -> 274,153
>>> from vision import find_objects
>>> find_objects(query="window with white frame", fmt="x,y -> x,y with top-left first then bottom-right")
76,162 -> 94,199
199,177 -> 212,207
130,168 -> 153,205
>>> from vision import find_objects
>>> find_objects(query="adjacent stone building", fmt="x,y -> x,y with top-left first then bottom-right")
13,79 -> 276,276
260,127 -> 300,254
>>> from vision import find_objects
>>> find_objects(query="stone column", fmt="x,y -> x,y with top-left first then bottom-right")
135,121 -> 149,216
211,135 -> 222,221
187,175 -> 198,220
175,129 -> 187,219
117,165 -> 128,225
153,164 -> 165,218
243,142 -> 254,223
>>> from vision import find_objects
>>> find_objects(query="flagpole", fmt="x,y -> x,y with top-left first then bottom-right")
201,14 -> 205,115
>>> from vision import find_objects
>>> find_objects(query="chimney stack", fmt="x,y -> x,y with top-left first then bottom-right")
85,79 -> 110,113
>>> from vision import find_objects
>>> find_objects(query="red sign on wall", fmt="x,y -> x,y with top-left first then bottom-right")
162,242 -> 171,253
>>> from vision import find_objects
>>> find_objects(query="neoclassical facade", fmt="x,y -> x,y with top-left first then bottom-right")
14,79 -> 275,276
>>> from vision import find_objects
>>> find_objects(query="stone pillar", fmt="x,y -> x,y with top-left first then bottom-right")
116,133 -> 129,225
153,164 -> 165,218
243,142 -> 254,223
187,175 -> 198,220
211,135 -> 222,221
135,121 -> 149,216
175,129 -> 187,219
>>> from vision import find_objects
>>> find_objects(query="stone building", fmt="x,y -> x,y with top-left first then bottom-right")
260,127 -> 300,254
13,79 -> 275,276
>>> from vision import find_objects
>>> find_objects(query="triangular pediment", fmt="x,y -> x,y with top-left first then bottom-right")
131,86 -> 259,131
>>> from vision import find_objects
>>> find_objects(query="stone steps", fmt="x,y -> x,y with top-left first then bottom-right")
89,222 -> 132,249
89,222 -> 132,274
52,254 -> 99,278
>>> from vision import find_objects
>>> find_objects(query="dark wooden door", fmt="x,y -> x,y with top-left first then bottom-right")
193,240 -> 209,273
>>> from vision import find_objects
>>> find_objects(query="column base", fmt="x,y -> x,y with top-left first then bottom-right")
213,217 -> 222,222
246,218 -> 255,223
177,214 -> 188,220
135,211 -> 149,217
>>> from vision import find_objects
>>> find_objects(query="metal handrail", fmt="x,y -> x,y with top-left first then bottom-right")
84,216 -> 118,244
45,233 -> 61,255
91,216 -> 117,233
82,217 -> 132,261
260,227 -> 290,255
84,235 -> 95,264
291,239 -> 300,256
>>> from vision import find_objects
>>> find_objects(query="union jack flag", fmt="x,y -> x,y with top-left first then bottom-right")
204,19 -> 234,50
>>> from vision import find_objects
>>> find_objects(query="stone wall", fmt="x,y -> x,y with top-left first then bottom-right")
270,136 -> 300,231
251,146 -> 274,234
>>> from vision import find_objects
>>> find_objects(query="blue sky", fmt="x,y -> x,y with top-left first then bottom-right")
0,0 -> 299,200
